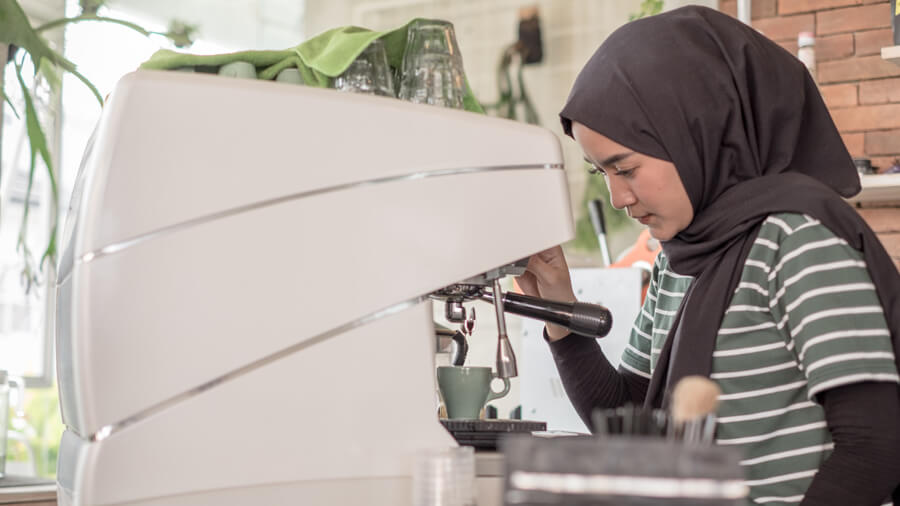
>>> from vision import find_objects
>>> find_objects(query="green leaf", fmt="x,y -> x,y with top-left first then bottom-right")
14,60 -> 59,274
165,19 -> 198,49
1,1 -> 102,104
0,0 -> 59,76
37,57 -> 61,94
0,80 -> 20,117
79,0 -> 106,16
64,60 -> 102,104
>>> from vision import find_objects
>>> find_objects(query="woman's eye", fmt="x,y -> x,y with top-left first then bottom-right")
614,167 -> 636,178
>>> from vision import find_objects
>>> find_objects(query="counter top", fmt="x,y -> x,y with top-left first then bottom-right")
0,476 -> 56,505
0,485 -> 55,505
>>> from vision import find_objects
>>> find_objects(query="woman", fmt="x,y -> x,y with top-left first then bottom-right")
517,6 -> 900,505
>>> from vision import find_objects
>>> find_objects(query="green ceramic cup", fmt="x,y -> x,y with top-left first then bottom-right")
276,68 -> 305,85
437,366 -> 510,419
218,61 -> 257,80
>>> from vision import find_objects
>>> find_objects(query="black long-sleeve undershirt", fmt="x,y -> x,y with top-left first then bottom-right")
799,381 -> 900,506
547,332 -> 647,430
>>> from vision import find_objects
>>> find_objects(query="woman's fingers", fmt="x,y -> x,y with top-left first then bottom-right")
523,248 -> 576,303
536,245 -> 567,266
515,271 -> 540,297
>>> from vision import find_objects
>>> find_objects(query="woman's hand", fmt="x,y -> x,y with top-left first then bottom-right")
515,246 -> 576,341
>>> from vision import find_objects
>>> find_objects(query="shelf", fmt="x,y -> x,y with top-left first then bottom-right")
882,45 -> 900,65
846,173 -> 900,204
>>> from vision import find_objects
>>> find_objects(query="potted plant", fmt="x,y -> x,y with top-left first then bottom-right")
1,0 -> 195,290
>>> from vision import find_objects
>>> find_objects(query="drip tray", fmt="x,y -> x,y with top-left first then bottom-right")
441,419 -> 547,451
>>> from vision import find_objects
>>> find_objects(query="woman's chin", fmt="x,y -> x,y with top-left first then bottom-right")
647,227 -> 673,242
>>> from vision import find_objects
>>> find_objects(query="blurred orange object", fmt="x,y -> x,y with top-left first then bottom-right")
610,229 -> 661,302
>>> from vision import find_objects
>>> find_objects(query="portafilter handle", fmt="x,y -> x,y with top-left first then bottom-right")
480,290 -> 613,338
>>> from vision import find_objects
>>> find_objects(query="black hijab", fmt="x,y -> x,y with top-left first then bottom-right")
560,6 -> 900,408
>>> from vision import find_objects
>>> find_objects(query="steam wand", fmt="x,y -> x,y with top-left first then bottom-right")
492,278 -> 518,378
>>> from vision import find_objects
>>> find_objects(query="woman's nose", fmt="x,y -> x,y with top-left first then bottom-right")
606,177 -> 636,210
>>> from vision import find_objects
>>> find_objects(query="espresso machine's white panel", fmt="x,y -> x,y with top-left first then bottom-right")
63,70 -> 564,257
55,70 -> 574,505
58,301 -> 456,506
59,167 -> 570,438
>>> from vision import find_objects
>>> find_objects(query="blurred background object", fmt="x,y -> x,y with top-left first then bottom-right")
481,6 -> 542,125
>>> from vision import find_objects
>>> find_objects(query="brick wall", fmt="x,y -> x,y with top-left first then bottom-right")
720,0 -> 900,271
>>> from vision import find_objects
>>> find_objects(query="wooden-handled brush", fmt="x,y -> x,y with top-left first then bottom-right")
670,375 -> 721,443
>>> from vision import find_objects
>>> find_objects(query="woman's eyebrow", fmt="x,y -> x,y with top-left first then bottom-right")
598,152 -> 634,167
583,152 -> 634,167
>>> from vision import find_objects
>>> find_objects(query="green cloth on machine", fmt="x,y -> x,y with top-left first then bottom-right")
139,19 -> 484,114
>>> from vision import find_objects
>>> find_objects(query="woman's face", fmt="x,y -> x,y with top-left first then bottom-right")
572,122 -> 693,241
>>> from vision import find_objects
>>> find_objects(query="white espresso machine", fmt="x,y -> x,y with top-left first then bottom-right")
54,70 -> 574,505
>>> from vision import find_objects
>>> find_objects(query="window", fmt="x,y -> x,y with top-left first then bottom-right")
0,8 -> 63,388
1,1 -> 238,477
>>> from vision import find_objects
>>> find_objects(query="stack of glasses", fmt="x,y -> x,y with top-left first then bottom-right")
333,20 -> 467,109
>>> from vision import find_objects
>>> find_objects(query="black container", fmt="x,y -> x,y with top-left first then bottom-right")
501,435 -> 747,505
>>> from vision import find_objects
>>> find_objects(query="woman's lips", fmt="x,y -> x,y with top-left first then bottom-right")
636,214 -> 653,225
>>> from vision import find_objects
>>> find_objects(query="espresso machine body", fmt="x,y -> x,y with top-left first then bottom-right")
54,70 -> 573,505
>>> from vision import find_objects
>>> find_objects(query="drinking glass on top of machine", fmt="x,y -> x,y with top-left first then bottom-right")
332,38 -> 395,97
398,20 -> 466,109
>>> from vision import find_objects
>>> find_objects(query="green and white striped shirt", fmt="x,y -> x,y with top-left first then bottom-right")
621,212 -> 899,505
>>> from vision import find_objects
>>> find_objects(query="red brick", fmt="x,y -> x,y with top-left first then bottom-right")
778,40 -> 800,54
859,77 -> 900,104
821,83 -> 859,107
720,0 -> 737,17
855,28 -> 894,55
857,207 -> 900,232
876,232 -> 900,256
754,14 -> 815,41
818,54 -> 900,83
842,131 -> 866,154
831,103 -> 900,131
720,0 -> 778,18
817,4 -> 891,35
753,0 -> 779,18
780,0 -> 862,15
866,128 -> 900,153
817,33 -> 855,60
